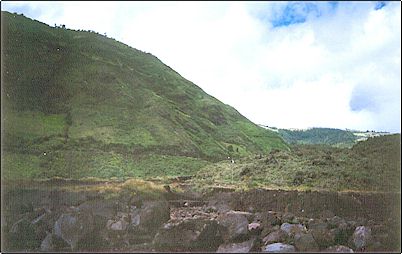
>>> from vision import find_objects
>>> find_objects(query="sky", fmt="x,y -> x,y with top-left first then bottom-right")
2,1 -> 401,133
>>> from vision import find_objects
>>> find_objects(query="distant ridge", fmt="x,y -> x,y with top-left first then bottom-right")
259,125 -> 393,147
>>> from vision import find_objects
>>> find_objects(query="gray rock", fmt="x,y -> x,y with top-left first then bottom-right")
262,229 -> 287,245
324,245 -> 354,252
9,217 -> 40,249
217,211 -> 249,242
280,223 -> 305,237
137,201 -> 170,231
106,218 -> 129,231
54,212 -> 94,250
217,236 -> 257,253
310,222 -> 336,248
281,212 -> 295,223
262,243 -> 296,252
352,226 -> 372,249
294,232 -> 319,251
40,233 -> 56,252
257,211 -> 282,226
78,199 -> 117,219
248,222 -> 262,234
328,216 -> 346,229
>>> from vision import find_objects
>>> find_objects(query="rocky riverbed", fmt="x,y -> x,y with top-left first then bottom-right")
1,181 -> 400,252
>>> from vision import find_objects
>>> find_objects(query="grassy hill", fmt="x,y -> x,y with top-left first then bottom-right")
192,134 -> 401,192
261,126 -> 394,148
1,11 -> 288,181
277,128 -> 358,147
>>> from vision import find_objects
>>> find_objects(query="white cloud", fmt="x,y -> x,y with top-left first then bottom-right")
2,1 -> 401,132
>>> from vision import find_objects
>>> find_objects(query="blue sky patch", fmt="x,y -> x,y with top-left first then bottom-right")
374,1 -> 386,10
2,4 -> 42,18
270,2 -> 337,28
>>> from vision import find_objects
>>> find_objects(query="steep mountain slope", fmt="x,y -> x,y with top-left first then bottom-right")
1,12 -> 288,180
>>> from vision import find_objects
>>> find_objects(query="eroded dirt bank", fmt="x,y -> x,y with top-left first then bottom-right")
1,181 -> 401,252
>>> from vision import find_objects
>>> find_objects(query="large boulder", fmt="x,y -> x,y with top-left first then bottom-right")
153,218 -> 222,251
217,211 -> 249,242
352,226 -> 372,250
262,243 -> 296,252
294,232 -> 319,251
217,236 -> 258,253
54,211 -> 95,250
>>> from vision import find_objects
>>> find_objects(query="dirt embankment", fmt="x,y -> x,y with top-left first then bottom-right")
211,188 -> 401,220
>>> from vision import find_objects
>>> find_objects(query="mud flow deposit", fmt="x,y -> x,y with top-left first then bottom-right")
2,180 -> 400,252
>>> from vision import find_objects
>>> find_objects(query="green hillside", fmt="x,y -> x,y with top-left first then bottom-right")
192,134 -> 401,192
276,128 -> 358,147
1,11 -> 288,181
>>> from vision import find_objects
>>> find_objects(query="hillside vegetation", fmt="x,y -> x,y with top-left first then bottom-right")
277,128 -> 358,147
192,134 -> 401,192
1,11 -> 288,180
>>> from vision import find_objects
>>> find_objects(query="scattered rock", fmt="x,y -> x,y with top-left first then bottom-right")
324,245 -> 354,252
9,217 -> 40,249
107,218 -> 129,231
40,233 -> 56,252
294,232 -> 319,251
280,223 -> 305,237
78,199 -> 117,219
261,225 -> 281,239
328,216 -> 347,229
262,243 -> 296,252
262,229 -> 287,245
217,236 -> 257,253
309,221 -> 336,248
352,226 -> 372,249
137,201 -> 170,232
257,211 -> 282,237
54,212 -> 94,250
153,218 -> 221,251
248,222 -> 262,234
281,212 -> 295,223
